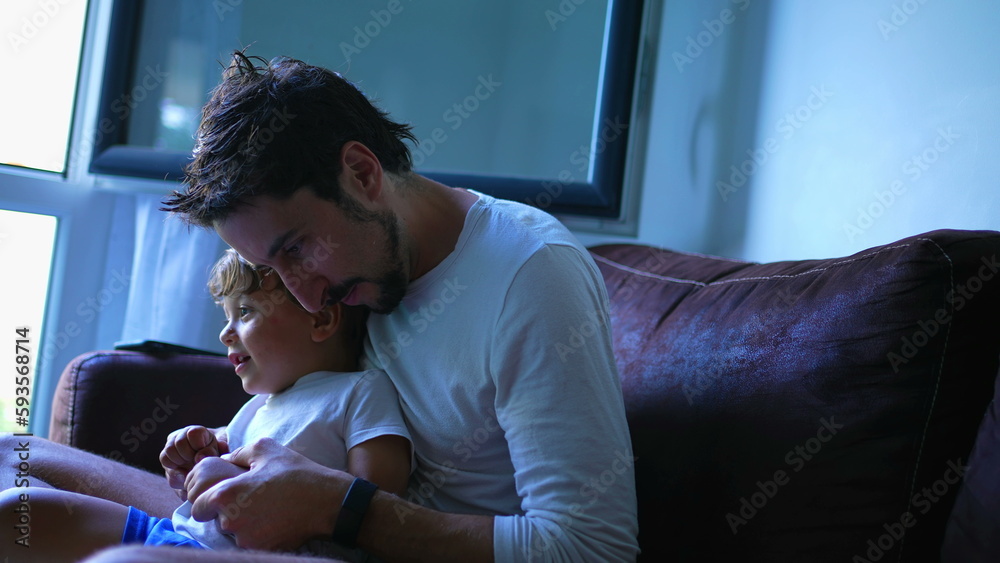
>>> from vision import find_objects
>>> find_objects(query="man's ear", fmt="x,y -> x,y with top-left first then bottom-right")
340,141 -> 383,204
310,303 -> 342,343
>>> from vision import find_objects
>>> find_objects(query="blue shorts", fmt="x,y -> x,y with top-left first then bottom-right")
121,506 -> 209,549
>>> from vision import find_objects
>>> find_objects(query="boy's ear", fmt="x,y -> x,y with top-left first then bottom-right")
310,304 -> 341,343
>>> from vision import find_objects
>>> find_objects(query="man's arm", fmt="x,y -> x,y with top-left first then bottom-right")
188,438 -> 494,560
487,244 -> 639,561
359,491 -> 494,561
0,435 -> 180,518
82,544 -> 339,563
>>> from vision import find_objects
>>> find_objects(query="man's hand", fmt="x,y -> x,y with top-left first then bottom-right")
187,437 -> 349,552
184,456 -> 248,503
160,425 -> 230,497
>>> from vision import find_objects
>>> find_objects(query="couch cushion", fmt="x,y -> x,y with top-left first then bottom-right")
49,350 -> 246,474
591,229 -> 1000,562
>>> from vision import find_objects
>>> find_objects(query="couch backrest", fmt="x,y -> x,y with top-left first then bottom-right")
49,351 -> 245,473
591,229 -> 1000,562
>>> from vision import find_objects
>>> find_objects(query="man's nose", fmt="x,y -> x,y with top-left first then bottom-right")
277,268 -> 325,312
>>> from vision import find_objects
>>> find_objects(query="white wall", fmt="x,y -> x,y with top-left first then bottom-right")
743,0 -> 1000,262
578,0 -> 1000,263
575,0 -> 770,257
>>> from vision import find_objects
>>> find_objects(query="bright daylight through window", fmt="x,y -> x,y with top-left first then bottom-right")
0,0 -> 87,173
0,209 -> 57,433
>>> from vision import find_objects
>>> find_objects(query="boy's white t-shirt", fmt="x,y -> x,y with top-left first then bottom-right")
171,369 -> 410,556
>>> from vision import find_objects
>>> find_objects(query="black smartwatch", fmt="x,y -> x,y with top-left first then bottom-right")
331,477 -> 379,548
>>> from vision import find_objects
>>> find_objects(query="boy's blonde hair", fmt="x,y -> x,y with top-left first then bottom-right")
208,248 -> 283,302
208,248 -> 369,352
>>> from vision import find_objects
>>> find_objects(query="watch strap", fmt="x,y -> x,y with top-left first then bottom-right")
331,477 -> 378,548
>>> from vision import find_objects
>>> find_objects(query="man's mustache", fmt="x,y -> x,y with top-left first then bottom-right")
325,279 -> 363,306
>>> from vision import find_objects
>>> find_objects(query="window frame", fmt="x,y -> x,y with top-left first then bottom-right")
89,0 -> 644,219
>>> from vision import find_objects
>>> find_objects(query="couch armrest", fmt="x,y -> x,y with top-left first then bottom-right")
48,350 -> 248,474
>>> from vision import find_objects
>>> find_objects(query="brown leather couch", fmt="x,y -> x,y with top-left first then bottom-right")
50,229 -> 1000,562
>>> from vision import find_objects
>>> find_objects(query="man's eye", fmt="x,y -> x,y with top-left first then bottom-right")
285,243 -> 301,256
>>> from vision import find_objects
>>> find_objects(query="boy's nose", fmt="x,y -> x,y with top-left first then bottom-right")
219,325 -> 236,345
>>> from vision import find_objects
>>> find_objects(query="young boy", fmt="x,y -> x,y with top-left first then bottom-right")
0,249 -> 411,562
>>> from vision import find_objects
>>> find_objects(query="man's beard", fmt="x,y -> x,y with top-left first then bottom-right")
326,208 -> 408,315
369,265 -> 408,314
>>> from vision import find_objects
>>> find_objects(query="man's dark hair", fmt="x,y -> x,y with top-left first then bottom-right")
162,51 -> 416,227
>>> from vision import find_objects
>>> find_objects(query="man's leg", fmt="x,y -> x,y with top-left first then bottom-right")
0,434 -> 180,517
83,546 -> 346,562
0,486 -> 131,563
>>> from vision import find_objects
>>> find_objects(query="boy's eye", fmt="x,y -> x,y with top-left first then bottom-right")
239,307 -> 251,317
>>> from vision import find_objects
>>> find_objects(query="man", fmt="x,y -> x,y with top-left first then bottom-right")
23,52 -> 638,562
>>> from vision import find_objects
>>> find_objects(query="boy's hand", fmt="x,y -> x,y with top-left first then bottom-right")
160,425 -> 230,497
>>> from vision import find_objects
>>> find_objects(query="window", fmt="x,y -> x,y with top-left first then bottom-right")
0,0 -> 88,173
90,0 -> 645,218
0,209 -> 58,433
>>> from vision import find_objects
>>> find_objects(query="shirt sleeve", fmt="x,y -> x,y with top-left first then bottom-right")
490,244 -> 640,562
343,370 -> 413,457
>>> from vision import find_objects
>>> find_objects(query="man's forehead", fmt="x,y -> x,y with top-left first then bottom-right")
223,210 -> 345,256
214,210 -> 286,263
217,193 -> 292,225
214,190 -> 331,256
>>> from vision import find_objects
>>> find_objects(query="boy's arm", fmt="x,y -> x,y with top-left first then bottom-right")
342,370 -> 413,498
346,435 -> 411,497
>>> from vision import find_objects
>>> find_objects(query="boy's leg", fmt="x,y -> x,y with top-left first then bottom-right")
0,486 -> 130,563
0,435 -> 180,517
